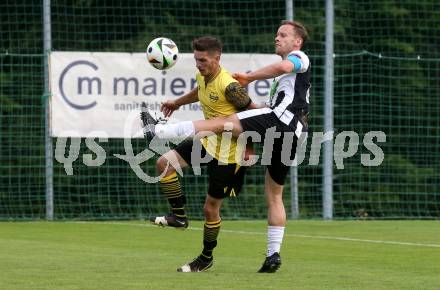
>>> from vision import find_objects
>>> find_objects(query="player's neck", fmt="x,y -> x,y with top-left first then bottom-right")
204,65 -> 221,85
281,46 -> 301,59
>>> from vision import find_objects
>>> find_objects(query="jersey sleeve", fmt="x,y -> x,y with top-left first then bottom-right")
221,70 -> 251,110
287,50 -> 310,73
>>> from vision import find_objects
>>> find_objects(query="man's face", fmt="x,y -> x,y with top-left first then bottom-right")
275,24 -> 301,57
194,50 -> 220,76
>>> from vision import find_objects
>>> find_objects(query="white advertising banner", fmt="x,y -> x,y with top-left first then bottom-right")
49,52 -> 279,138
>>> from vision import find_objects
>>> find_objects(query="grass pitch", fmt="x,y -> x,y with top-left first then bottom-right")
1,220 -> 439,290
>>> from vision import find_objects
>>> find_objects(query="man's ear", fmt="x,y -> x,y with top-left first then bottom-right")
295,37 -> 303,48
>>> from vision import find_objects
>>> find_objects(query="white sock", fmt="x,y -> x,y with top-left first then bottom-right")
267,226 -> 285,256
154,121 -> 195,139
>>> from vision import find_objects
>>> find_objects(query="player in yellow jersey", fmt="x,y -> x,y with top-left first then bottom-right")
144,36 -> 256,272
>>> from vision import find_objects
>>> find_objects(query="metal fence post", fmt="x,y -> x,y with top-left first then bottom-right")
285,0 -> 300,220
323,0 -> 334,219
44,0 -> 53,220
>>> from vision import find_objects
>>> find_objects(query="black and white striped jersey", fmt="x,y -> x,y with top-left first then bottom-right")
268,50 -> 311,126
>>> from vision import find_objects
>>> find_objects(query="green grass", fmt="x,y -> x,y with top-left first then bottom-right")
1,221 -> 439,290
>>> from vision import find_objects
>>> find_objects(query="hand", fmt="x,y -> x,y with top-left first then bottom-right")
160,100 -> 180,118
232,73 -> 251,86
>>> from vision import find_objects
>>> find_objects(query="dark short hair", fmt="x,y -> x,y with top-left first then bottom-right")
281,20 -> 309,46
192,36 -> 223,54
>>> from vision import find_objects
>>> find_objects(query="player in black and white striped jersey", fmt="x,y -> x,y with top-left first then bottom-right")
233,20 -> 310,273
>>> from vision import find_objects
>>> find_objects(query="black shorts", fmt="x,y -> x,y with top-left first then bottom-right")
237,108 -> 305,185
174,138 -> 246,199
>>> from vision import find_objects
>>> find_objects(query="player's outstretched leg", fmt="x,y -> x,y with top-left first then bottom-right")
177,255 -> 213,272
257,252 -> 282,273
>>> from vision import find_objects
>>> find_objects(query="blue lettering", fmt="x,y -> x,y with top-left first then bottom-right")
170,78 -> 186,96
161,71 -> 166,95
59,60 -> 99,110
255,79 -> 270,96
190,78 -> 197,89
142,78 -> 157,95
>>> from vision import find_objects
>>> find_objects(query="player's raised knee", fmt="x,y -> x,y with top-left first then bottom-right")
156,155 -> 172,175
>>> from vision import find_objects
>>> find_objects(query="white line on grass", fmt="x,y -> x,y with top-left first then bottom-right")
70,221 -> 440,248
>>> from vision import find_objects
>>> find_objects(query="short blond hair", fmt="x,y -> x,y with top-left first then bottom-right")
281,20 -> 309,47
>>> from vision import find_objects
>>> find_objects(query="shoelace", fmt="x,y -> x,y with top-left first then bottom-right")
154,112 -> 168,125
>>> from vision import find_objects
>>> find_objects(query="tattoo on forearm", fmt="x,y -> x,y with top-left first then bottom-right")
225,82 -> 252,110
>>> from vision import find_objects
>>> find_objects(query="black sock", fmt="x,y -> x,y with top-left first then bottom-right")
201,219 -> 221,260
159,172 -> 186,218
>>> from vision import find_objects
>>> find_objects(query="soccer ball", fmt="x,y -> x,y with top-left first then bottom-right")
146,37 -> 179,70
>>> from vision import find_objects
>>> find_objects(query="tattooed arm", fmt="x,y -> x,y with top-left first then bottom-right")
224,82 -> 253,111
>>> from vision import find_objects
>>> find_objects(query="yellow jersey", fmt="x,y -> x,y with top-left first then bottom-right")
197,67 -> 244,164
